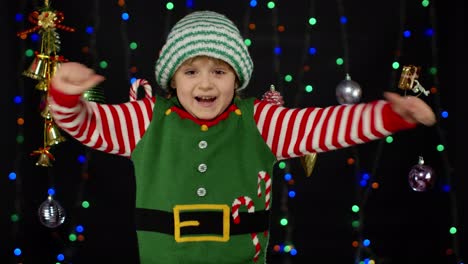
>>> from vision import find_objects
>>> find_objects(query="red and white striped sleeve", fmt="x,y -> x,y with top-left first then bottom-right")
48,87 -> 155,158
253,99 -> 416,160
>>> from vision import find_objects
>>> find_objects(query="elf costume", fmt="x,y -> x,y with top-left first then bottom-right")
48,11 -> 415,264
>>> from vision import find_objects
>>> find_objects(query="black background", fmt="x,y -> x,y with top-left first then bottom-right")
2,0 -> 464,263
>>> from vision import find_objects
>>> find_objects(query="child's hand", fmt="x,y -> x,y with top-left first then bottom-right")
51,62 -> 105,95
384,92 -> 436,126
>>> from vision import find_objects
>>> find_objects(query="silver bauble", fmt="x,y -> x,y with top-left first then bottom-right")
336,73 -> 362,105
38,195 -> 66,228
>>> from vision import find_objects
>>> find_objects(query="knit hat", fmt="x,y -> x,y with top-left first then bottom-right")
155,11 -> 253,91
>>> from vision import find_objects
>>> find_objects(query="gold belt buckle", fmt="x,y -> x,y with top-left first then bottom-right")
173,204 -> 230,242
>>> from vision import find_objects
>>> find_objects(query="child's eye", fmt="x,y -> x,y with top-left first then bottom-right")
214,70 -> 226,75
184,70 -> 196,75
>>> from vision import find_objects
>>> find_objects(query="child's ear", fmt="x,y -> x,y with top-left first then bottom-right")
170,79 -> 176,89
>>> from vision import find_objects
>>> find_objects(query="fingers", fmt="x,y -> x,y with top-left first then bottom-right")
383,92 -> 436,126
413,98 -> 436,126
51,62 -> 105,95
383,92 -> 403,104
82,74 -> 106,90
397,95 -> 436,126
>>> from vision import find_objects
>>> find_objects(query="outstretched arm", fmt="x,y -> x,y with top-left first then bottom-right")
254,92 -> 435,160
48,62 -> 155,157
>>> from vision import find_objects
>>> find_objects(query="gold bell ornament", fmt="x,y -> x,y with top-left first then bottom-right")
31,147 -> 55,167
23,53 -> 50,80
45,120 -> 66,146
41,104 -> 52,120
48,55 -> 63,77
35,80 -> 49,91
34,56 -> 65,92
36,152 -> 53,167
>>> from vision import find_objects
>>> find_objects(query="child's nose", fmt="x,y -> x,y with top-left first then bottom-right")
198,74 -> 213,90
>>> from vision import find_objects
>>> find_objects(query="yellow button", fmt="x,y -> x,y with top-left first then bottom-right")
201,124 -> 209,131
234,109 -> 242,115
165,109 -> 172,115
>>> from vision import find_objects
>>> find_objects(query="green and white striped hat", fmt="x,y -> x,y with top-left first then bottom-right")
155,11 -> 253,91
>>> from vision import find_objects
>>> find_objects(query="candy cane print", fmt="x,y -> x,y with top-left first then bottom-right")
257,171 -> 271,210
232,196 -> 261,262
257,171 -> 271,237
129,78 -> 152,102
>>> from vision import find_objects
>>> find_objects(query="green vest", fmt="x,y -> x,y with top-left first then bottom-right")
131,96 -> 277,264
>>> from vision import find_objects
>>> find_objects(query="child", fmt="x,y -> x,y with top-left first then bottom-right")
48,10 -> 435,264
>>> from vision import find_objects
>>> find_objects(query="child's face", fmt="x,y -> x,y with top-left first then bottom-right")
171,56 -> 237,120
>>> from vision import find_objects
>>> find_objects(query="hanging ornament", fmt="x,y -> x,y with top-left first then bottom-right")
41,104 -> 52,120
408,156 -> 436,192
261,84 -> 284,105
83,85 -> 106,103
45,119 -> 66,146
261,84 -> 317,177
48,55 -> 66,78
16,8 -> 75,39
398,65 -> 430,96
35,80 -> 49,91
38,195 -> 66,228
30,147 -> 55,167
23,53 -> 50,80
336,73 -> 362,105
19,0 -> 75,164
300,153 -> 318,177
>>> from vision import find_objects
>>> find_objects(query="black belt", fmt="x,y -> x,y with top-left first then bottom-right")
135,207 -> 270,237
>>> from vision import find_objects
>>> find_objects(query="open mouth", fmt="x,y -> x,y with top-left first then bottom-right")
195,96 -> 217,103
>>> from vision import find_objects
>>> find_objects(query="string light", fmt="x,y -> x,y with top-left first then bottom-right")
334,0 -> 382,261
10,2 -> 30,262
186,0 -> 195,9
166,2 -> 175,10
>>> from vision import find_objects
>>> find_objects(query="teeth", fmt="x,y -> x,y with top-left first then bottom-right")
199,96 -> 214,100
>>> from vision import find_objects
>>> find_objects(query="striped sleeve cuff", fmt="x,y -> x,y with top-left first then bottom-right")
48,84 -> 81,107
381,101 -> 417,132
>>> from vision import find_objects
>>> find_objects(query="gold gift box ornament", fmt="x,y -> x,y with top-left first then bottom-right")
398,65 -> 430,96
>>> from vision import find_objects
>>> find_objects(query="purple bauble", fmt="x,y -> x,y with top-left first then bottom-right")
408,162 -> 436,192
